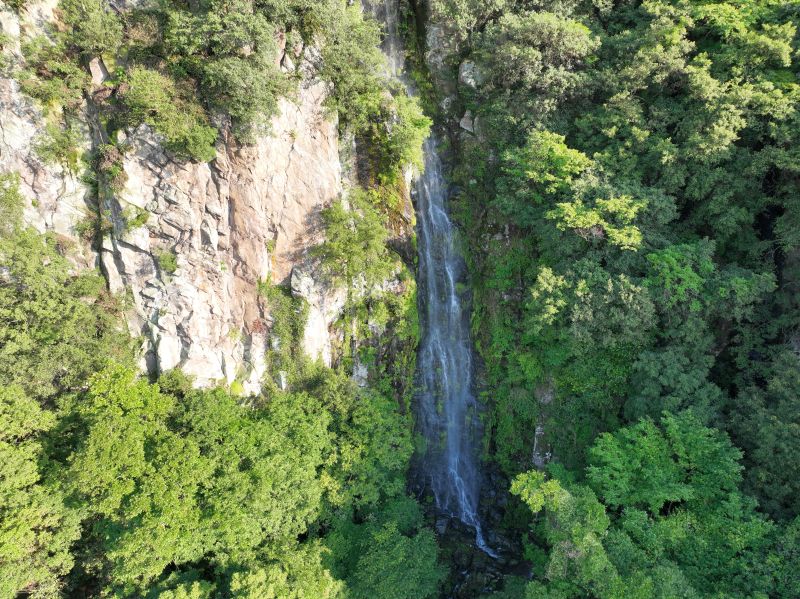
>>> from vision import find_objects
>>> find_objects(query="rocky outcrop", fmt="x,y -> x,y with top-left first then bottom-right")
102,79 -> 343,393
1,2 -> 348,393
0,1 -> 95,268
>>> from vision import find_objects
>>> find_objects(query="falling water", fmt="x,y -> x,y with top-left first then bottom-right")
364,0 -> 495,556
414,140 -> 495,555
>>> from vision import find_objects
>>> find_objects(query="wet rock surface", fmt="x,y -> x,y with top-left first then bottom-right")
430,509 -> 529,598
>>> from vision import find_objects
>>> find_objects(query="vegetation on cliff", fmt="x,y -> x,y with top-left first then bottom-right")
14,0 -> 429,169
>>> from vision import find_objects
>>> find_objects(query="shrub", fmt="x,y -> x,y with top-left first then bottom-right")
96,144 -> 127,193
0,33 -> 12,74
0,173 -> 24,236
3,0 -> 28,11
61,0 -> 123,56
160,0 -> 288,140
314,189 -> 396,290
0,229 -> 132,400
20,36 -> 89,111
202,55 -> 287,140
34,120 -> 83,173
121,67 -> 217,162
123,206 -> 149,230
318,4 -> 387,133
382,94 -> 431,173
157,250 -> 178,274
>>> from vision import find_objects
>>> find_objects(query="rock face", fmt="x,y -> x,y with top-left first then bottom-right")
102,80 -> 343,392
0,1 -> 95,269
1,2 -> 347,393
458,60 -> 483,89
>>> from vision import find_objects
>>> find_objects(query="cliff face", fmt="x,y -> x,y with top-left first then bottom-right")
1,2 -> 346,392
0,0 -> 96,267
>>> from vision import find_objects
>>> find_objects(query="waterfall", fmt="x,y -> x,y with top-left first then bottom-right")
414,140 -> 494,556
364,0 -> 495,556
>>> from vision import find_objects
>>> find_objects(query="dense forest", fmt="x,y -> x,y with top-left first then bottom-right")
432,0 -> 800,595
1,0 -> 799,597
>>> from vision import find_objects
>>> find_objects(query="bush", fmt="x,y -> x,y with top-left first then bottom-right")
157,250 -> 178,274
314,189 -> 396,290
61,0 -> 123,56
0,173 -> 24,236
3,0 -> 28,12
160,0 -> 288,140
34,120 -> 83,173
382,94 -> 431,173
0,33 -> 12,74
202,55 -> 287,140
96,144 -> 127,193
20,37 -> 89,111
318,4 -> 387,133
121,68 -> 217,162
0,228 -> 132,400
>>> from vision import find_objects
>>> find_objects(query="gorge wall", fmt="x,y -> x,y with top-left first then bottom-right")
0,0 -> 348,393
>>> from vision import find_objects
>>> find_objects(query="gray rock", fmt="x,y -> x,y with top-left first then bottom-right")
435,517 -> 449,536
459,110 -> 475,133
291,261 -> 347,367
89,57 -> 109,87
458,61 -> 484,89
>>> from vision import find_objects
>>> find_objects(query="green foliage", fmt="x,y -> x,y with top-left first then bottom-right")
3,0 -> 28,11
546,194 -> 646,250
121,68 -> 218,162
61,365 -> 333,592
511,469 -> 619,598
0,386 -> 79,599
382,94 -> 432,172
587,412 -> 742,514
480,11 -> 598,93
34,120 -> 83,174
156,249 -> 178,274
430,0 -> 508,46
645,242 -> 716,310
318,3 -> 387,133
325,497 -> 445,599
0,228 -> 131,401
494,131 -> 591,227
5,0 -> 799,593
0,3 -> 432,593
348,519 -> 443,599
0,33 -> 14,74
159,0 -> 288,139
441,0 -> 800,592
731,350 -> 800,520
321,380 -> 414,510
315,189 -> 397,291
60,0 -> 123,56
258,280 -> 309,387
45,357 -> 425,595
511,415 -> 780,597
19,36 -> 89,111
228,543 -> 344,599
0,173 -> 24,235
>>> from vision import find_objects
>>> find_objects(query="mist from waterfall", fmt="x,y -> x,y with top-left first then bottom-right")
364,0 -> 494,556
